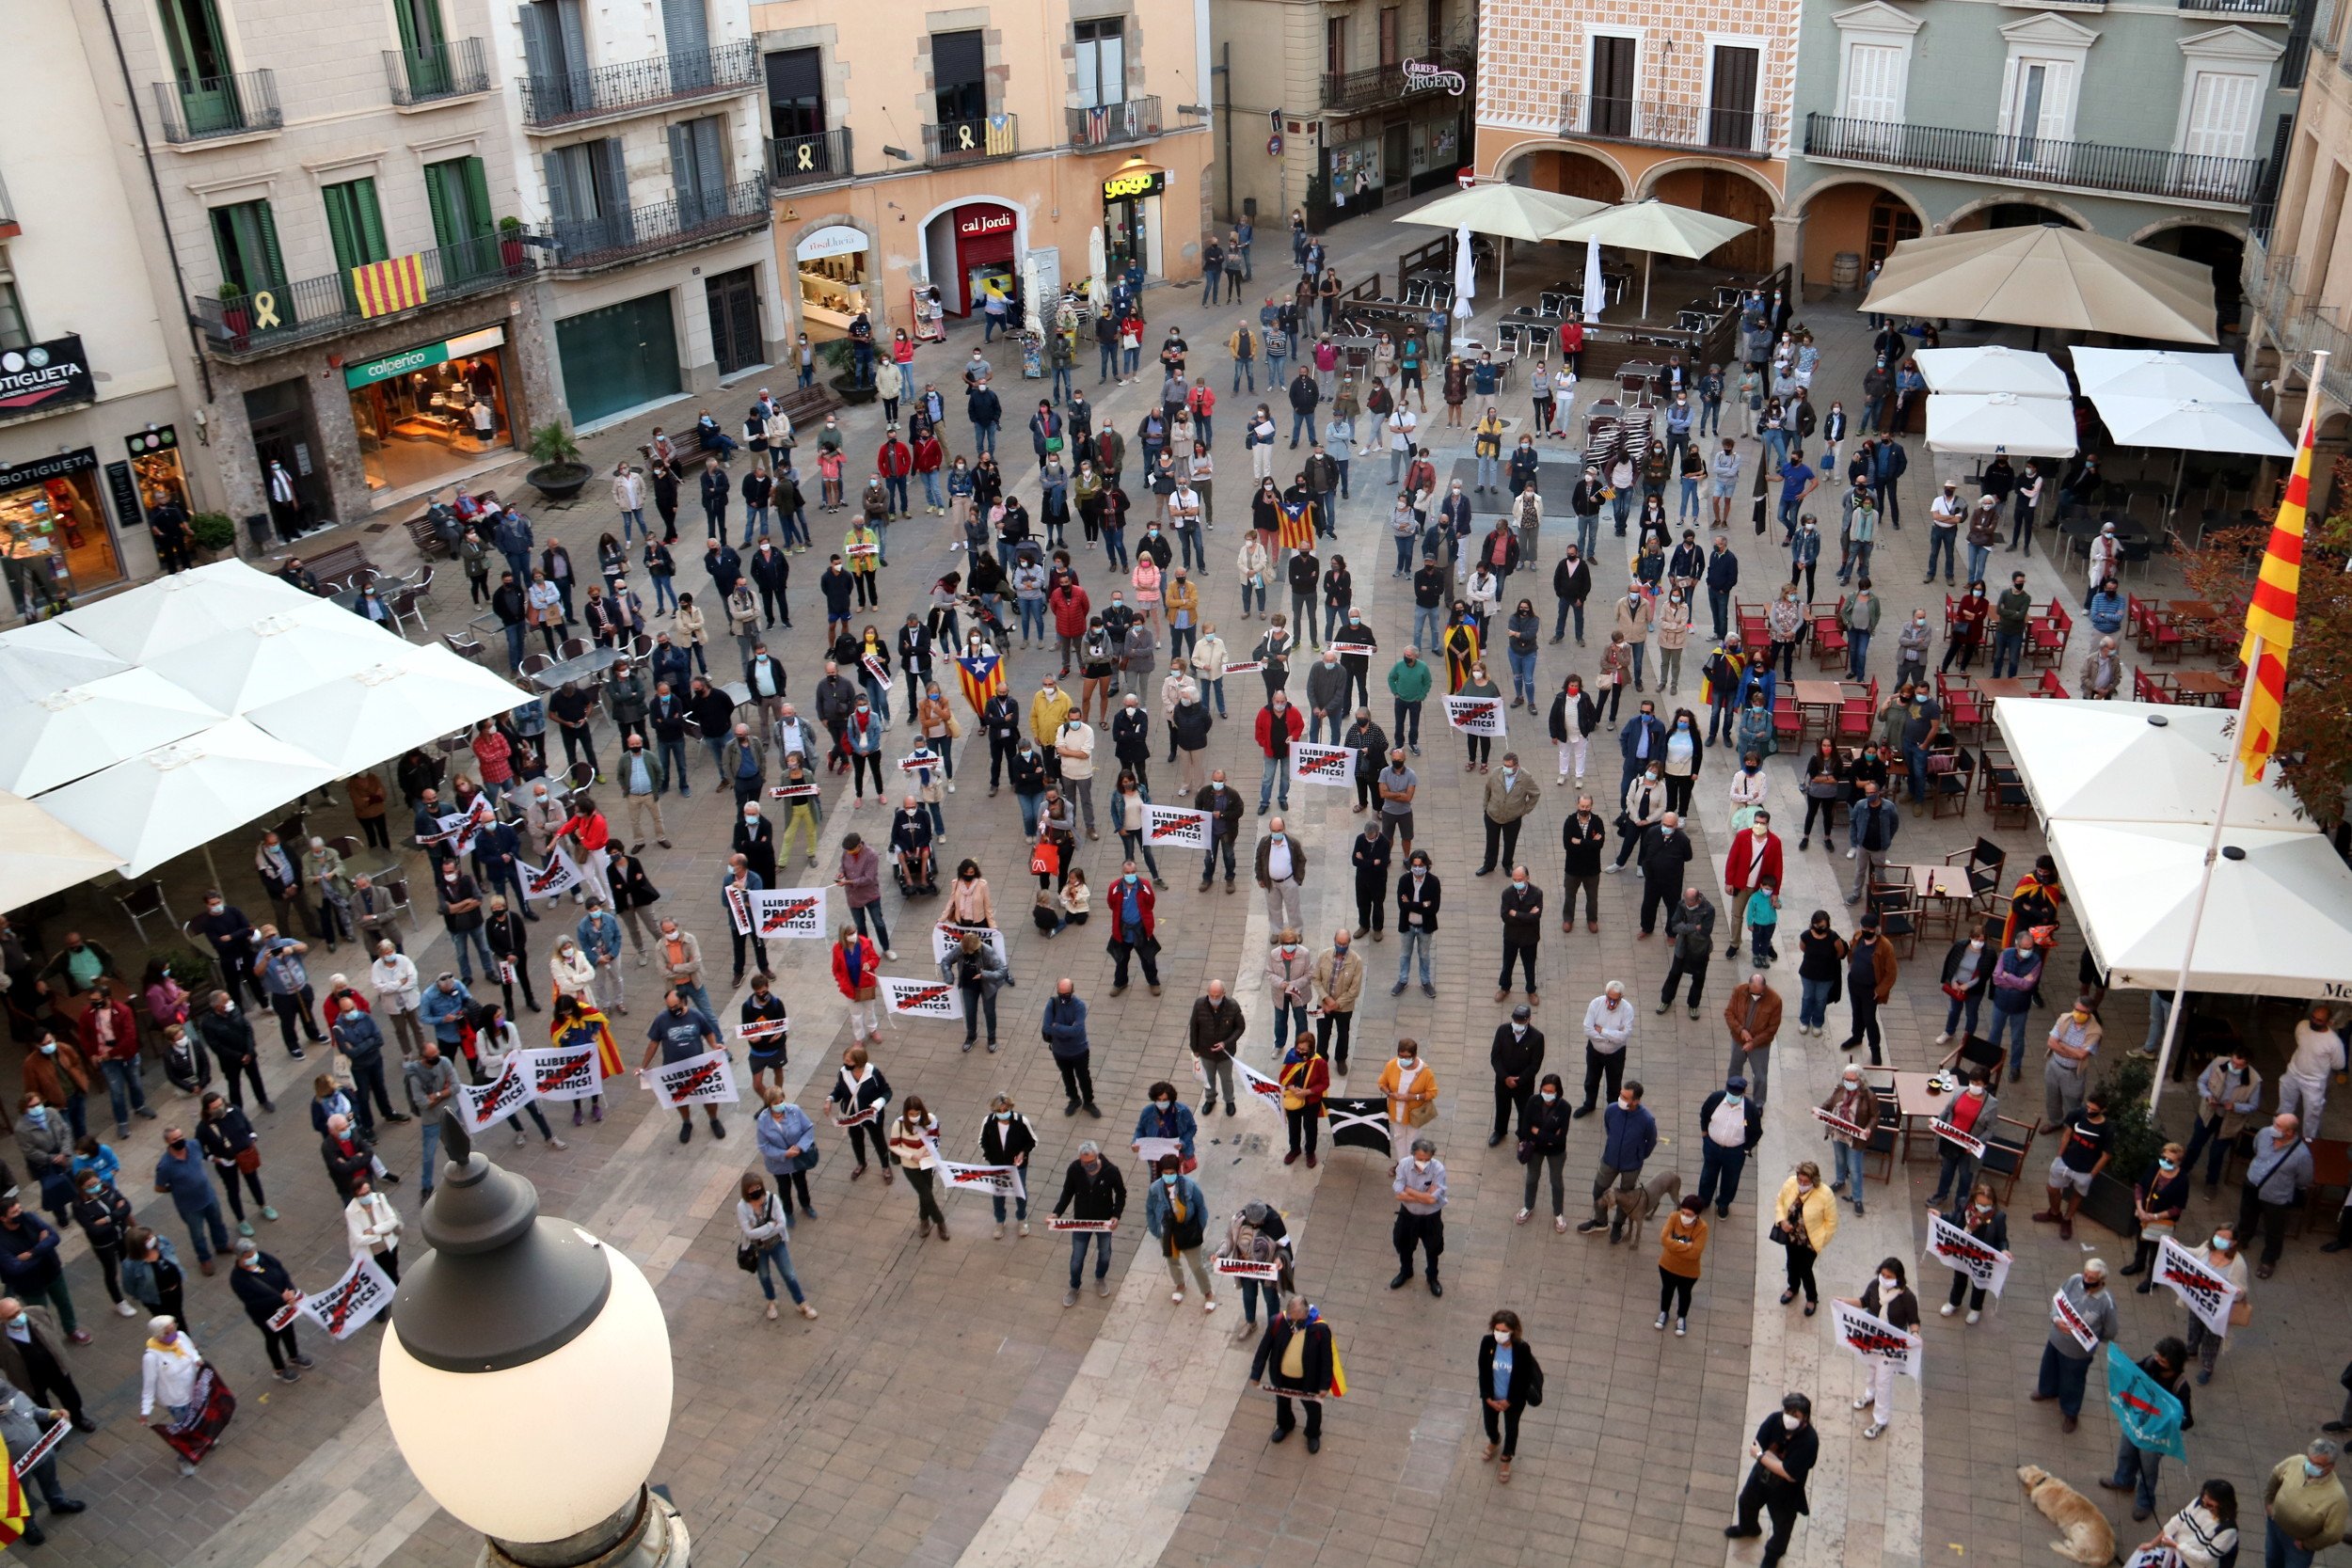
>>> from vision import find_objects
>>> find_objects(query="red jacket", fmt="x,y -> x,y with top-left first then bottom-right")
831,935 -> 879,999
876,439 -> 913,479
1254,702 -> 1304,758
557,812 -> 611,854
1559,320 -> 1585,354
913,436 -> 945,474
1108,873 -> 1156,942
1050,585 -> 1092,639
1188,384 -> 1216,418
75,999 -> 140,1065
1724,827 -> 1784,895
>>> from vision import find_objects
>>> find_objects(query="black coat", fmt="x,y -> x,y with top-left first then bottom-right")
1518,1093 -> 1572,1152
1351,831 -> 1392,886
1745,1414 -> 1820,1513
1490,1023 -> 1545,1085
1698,1089 -> 1765,1150
1638,825 -> 1692,884
1250,1314 -> 1334,1393
1475,1335 -> 1545,1409
1562,812 -> 1608,877
1396,870 -> 1441,931
1053,1157 -> 1127,1222
1499,881 -> 1544,943
230,1252 -> 299,1326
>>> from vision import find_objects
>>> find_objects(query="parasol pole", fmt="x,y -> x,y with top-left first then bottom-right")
2145,349 -> 2327,1113
1642,251 -> 1653,322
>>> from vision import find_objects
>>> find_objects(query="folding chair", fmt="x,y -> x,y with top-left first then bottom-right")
108,879 -> 179,945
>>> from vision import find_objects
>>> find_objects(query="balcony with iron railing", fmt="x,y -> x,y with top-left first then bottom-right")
547,176 -> 770,273
1321,47 -> 1474,111
1067,95 -> 1163,150
517,40 -> 757,129
1804,113 -> 2265,205
1559,91 -> 1779,158
385,37 -> 492,105
191,230 -> 541,359
2179,0 -> 2297,14
924,114 -> 1019,166
151,69 -> 282,144
768,127 -> 853,187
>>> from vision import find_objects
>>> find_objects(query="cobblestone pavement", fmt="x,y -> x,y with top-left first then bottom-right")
19,189 -> 2340,1568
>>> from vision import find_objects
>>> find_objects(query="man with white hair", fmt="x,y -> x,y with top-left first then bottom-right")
2029,1258 -> 2115,1433
1578,981 -> 1633,1117
2081,635 -> 2122,699
369,940 -> 423,1057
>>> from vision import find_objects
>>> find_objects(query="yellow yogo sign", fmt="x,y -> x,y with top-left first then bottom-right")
1103,167 -> 1165,200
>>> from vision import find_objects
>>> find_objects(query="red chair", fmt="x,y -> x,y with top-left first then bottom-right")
1835,698 -> 1874,739
2125,594 -> 2151,646
2027,602 -> 2072,668
1812,616 -> 1848,669
2035,669 -> 2068,699
1772,697 -> 1803,742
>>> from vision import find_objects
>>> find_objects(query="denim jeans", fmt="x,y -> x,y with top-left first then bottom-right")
1290,409 -> 1315,447
1478,455 -> 1500,490
421,1115 -> 443,1194
1943,993 -> 1982,1038
974,421 -> 998,458
1846,630 -> 1871,680
1101,344 -> 1119,382
1992,1006 -> 2031,1076
921,470 -> 945,509
1233,361 -> 1256,392
991,1192 -> 1030,1224
648,574 -> 677,612
1577,515 -> 1599,559
1966,543 -> 1991,585
1019,598 -> 1047,640
100,1058 -> 149,1131
1393,698 -> 1422,748
176,1196 -> 230,1262
1926,529 -> 1956,581
1178,527 -> 1206,570
754,1237 -> 806,1304
1830,1141 -> 1867,1208
1258,752 -> 1288,811
1396,928 -> 1433,986
884,475 -> 909,515
1204,675 -> 1227,717
1412,605 -> 1442,653
1068,1230 -> 1114,1287
1508,648 -> 1537,704
739,505 -> 769,546
1799,976 -> 1832,1030
448,926 -> 497,985
1991,630 -> 2025,678
620,508 -> 646,543
2268,1517 -> 2319,1568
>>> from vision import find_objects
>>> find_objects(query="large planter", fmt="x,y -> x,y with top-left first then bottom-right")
2075,1171 -> 2140,1239
830,372 -> 878,406
526,461 -> 592,502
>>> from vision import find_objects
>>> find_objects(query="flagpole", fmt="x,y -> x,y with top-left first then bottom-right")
2145,350 -> 2327,1113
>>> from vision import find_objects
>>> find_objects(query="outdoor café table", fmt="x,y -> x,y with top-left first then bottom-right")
530,645 -> 624,692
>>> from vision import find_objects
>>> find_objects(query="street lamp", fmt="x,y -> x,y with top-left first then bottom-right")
378,1114 -> 686,1567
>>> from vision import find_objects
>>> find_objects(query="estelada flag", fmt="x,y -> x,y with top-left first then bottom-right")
1278,499 -> 1315,553
0,1431 -> 24,1546
2239,410 -> 2315,784
556,1006 -> 625,1081
956,647 -> 1007,713
1444,623 -> 1482,692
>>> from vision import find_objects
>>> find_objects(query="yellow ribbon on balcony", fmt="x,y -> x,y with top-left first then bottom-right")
794,140 -> 816,171
250,290 -> 281,329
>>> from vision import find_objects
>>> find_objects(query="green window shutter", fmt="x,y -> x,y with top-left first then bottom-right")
424,163 -> 456,250
459,155 -> 494,239
324,179 -> 389,272
253,199 -> 286,288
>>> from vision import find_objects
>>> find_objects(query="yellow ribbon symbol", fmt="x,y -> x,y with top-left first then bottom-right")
795,141 -> 815,170
957,124 -> 975,150
251,290 -> 280,329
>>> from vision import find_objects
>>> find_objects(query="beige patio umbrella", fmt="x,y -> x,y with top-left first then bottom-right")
1397,183 -> 1608,298
1861,227 -> 2217,344
0,790 -> 124,911
1546,198 -> 1756,320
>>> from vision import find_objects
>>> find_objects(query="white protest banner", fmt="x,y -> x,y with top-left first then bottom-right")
266,1304 -> 299,1331
9,1415 -> 67,1478
645,1049 -> 739,1109
1327,641 -> 1376,658
1234,1056 -> 1287,1113
862,652 -> 893,690
750,887 -> 827,940
736,1014 -> 789,1044
1443,693 -> 1506,736
517,850 -> 582,900
2051,1287 -> 2099,1353
2124,1549 -> 2180,1568
930,921 -> 1009,966
768,782 -> 821,801
1048,1217 -> 1117,1232
881,976 -> 964,1020
296,1254 -> 397,1341
936,1157 -> 1026,1201
1925,1212 -> 2011,1299
498,957 -> 517,988
1931,1118 -> 1986,1160
898,751 -> 943,775
1288,741 -> 1354,788
2155,1236 -> 2237,1338
1215,1255 -> 1281,1281
1829,1297 -> 1923,1381
435,810 -> 487,858
455,1057 -> 534,1134
1141,802 -> 1213,851
518,1042 -> 603,1102
1220,658 -> 1264,675
1812,1104 -> 1869,1141
724,882 -> 753,936
1134,1135 -> 1185,1166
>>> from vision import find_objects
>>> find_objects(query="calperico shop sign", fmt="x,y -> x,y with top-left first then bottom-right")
343,325 -> 507,390
0,336 -> 97,416
1103,167 -> 1167,201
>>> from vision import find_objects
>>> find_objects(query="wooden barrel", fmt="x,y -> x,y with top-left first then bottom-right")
1830,252 -> 1862,291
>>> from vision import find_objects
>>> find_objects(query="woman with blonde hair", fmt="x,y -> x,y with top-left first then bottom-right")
1771,1160 -> 1838,1316
889,1094 -> 948,1239
735,1172 -> 817,1322
979,1092 -> 1036,1237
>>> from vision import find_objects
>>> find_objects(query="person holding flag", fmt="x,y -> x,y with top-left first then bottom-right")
1441,604 -> 1481,694
957,641 -> 1008,718
548,992 -> 621,1128
1249,1293 -> 1342,1454
2100,1337 -> 2194,1523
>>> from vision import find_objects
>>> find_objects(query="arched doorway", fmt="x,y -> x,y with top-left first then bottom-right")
1500,146 -> 1629,206
2138,223 -> 2246,338
1645,166 -> 1776,273
1951,200 -> 2083,233
1794,180 -> 1925,293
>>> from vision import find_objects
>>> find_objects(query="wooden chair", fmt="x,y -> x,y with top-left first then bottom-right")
2034,668 -> 2069,699
1945,838 -> 2008,905
1834,697 -> 1874,741
1928,744 -> 1974,820
2026,602 -> 2072,668
1976,1114 -> 2042,1205
1772,697 -> 1803,745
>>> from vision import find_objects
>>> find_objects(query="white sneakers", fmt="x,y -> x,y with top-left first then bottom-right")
1966,1309 -> 1981,1324
1654,1312 -> 1669,1330
1933,1032 -> 1951,1045
1515,1208 -> 1532,1225
1939,1303 -> 1957,1317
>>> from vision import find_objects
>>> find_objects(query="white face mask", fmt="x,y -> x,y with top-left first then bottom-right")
1782,1413 -> 1803,1432
1879,1275 -> 1898,1291
1491,1329 -> 1510,1345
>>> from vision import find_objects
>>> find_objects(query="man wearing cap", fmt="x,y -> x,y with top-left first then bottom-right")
1488,1005 -> 1546,1148
1696,1075 -> 1764,1215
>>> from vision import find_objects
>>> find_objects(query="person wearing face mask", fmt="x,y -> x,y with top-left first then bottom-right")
1274,1013 -> 1332,1167
2031,1259 -> 2118,1432
1488,1003 -> 1546,1150
1472,1308 -> 1544,1484
2116,1140 -> 2194,1293
2265,1441 -> 2349,1568
1379,1038 -> 1439,1148
977,1094 -> 1038,1240
1847,1257 -> 1919,1441
19,1031 -> 89,1148
1494,866 -> 1546,1005
1696,1072 -> 1765,1219
1144,1153 -> 1216,1308
2236,1111 -> 2313,1279
1188,980 -> 1247,1116
227,1239 -> 314,1384
1936,1181 -> 2010,1324
136,1314 -> 209,1474
2172,1225 -> 2249,1387
1575,1081 -> 1656,1242
1921,1068 -> 1998,1210
70,1169 -> 137,1319
2040,992 -> 2104,1130
1052,1141 -> 1127,1307
2189,1051 -> 2265,1196
1389,1134 -> 1449,1293
1727,1390 -> 1821,1564
1476,752 -> 1543,879
1770,1161 -> 1837,1316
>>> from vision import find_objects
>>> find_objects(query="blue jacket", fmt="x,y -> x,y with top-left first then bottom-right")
0,1211 -> 61,1291
331,1008 -> 387,1064
119,1234 -> 181,1310
755,1100 -> 818,1176
1618,712 -> 1667,768
1133,1100 -> 1198,1159
494,513 -> 533,560
1599,1101 -> 1658,1171
1143,1172 -> 1208,1243
419,979 -> 474,1043
152,1145 -> 216,1212
577,910 -> 623,964
1041,993 -> 1089,1058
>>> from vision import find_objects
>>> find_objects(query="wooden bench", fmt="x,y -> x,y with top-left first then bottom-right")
285,539 -> 373,588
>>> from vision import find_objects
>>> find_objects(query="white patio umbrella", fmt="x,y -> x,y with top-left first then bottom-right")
154,602 -> 414,715
1546,198 -> 1756,320
2087,392 -> 2293,521
1399,183 -> 1608,298
245,646 -> 525,777
36,718 -> 336,878
0,619 -> 129,703
56,557 -> 318,664
2069,347 -> 2248,403
1924,392 -> 2078,458
1991,698 -> 2312,831
0,667 -> 224,795
1912,344 -> 2071,398
2047,820 -> 2352,997
0,790 -> 124,911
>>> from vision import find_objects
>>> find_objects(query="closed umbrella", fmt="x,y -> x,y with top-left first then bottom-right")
1399,183 -> 1608,299
1088,226 -> 1108,309
1912,344 -> 2071,398
245,646 -> 525,777
1861,227 -> 2217,344
1924,392 -> 2077,458
2069,347 -> 2247,402
37,719 -> 337,878
0,620 -> 128,703
0,790 -> 123,911
1451,222 -> 1476,333
1582,237 -> 1606,323
0,667 -> 224,795
1547,198 -> 1755,320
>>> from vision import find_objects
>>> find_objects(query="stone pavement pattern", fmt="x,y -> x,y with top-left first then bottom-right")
18,188 -> 2342,1568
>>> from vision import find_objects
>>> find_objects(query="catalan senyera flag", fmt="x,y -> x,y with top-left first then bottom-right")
351,254 -> 429,320
0,1431 -> 27,1546
2238,412 -> 2316,783
956,647 -> 1008,713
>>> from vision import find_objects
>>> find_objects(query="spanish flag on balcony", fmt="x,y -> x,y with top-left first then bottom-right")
351,253 -> 428,319
2237,409 -> 2315,784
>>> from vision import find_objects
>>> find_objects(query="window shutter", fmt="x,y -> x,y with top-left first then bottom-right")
693,117 -> 725,198
932,30 -> 985,89
1100,27 -> 1126,105
2185,71 -> 2260,161
596,136 -> 630,217
2035,60 -> 2075,142
1845,43 -> 1900,121
518,3 -> 551,80
661,0 -> 708,55
668,121 -> 694,210
555,0 -> 587,74
543,148 -> 576,225
324,185 -> 358,275
1074,35 -> 1099,110
254,200 -> 286,287
460,155 -> 495,238
425,162 -> 457,250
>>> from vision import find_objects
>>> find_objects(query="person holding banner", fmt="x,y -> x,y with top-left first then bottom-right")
0,1374 -> 84,1542
2031,1260 -> 2118,1431
1052,1143 -> 1126,1307
1937,1183 -> 2010,1323
342,1174 -> 403,1285
228,1240 -> 312,1384
1850,1258 -> 1920,1440
1145,1154 -> 1216,1308
735,1173 -> 818,1323
2120,1144 -> 2191,1287
887,1098 -> 950,1240
979,1096 -> 1038,1238
2177,1226 -> 2248,1383
475,1006 -> 566,1151
2101,1337 -> 2195,1521
642,991 -> 729,1146
2133,1481 -> 2240,1568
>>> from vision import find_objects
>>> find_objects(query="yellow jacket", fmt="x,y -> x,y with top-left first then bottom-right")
1771,1174 -> 1838,1254
1164,577 -> 1200,623
1029,688 -> 1073,746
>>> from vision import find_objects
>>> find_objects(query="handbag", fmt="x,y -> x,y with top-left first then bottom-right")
736,1242 -> 758,1273
1030,843 -> 1062,878
234,1147 -> 262,1176
1516,1138 -> 1535,1165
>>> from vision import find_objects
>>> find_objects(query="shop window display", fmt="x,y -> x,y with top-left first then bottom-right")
349,349 -> 511,494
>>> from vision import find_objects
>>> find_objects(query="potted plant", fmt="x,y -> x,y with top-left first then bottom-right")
818,338 -> 877,405
2075,1054 -> 2169,1237
524,421 -> 592,501
217,280 -> 250,340
499,215 -> 527,271
187,511 -> 239,562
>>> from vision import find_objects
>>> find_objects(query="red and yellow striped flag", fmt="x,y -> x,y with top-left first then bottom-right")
351,254 -> 428,319
2238,412 -> 2315,784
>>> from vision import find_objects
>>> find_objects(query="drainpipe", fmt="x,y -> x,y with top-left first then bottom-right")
97,0 -> 215,404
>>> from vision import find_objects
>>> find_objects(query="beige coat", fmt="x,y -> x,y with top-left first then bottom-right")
1312,946 -> 1362,1013
1613,594 -> 1654,647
